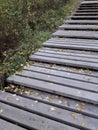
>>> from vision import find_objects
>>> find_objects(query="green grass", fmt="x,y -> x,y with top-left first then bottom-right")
0,0 -> 79,88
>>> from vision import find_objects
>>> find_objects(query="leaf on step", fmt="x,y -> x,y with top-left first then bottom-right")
81,122 -> 86,127
71,113 -> 78,119
50,107 -> 56,111
0,109 -> 3,113
76,103 -> 86,111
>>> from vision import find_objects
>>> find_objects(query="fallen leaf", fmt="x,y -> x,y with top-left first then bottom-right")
81,122 -> 86,127
49,83 -> 54,86
76,103 -> 86,111
12,94 -> 16,97
0,109 -> 3,113
16,98 -> 20,101
52,64 -> 56,68
47,97 -> 53,102
58,100 -> 62,104
34,100 -> 38,103
72,113 -> 78,119
50,107 -> 56,111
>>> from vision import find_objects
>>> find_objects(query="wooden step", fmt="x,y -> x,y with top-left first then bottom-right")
0,92 -> 98,130
59,24 -> 98,31
70,16 -> 98,20
47,38 -> 98,45
52,30 -> 98,40
25,64 -> 98,86
81,1 -> 98,4
0,102 -> 73,130
80,4 -> 98,7
37,48 -> 98,60
43,42 -> 98,51
7,75 -> 98,104
76,10 -> 98,12
4,80 -> 98,118
78,7 -> 98,10
31,62 -> 98,78
74,12 -> 98,16
43,38 -> 98,51
30,48 -> 98,70
65,20 -> 98,24
30,49 -> 98,70
15,69 -> 98,93
80,5 -> 98,8
0,119 -> 26,130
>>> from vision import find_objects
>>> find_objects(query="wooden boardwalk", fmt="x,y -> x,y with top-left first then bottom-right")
0,0 -> 98,130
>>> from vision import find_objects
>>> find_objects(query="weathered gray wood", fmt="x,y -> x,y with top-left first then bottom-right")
48,38 -> 98,44
40,48 -> 98,58
43,42 -> 98,51
80,5 -> 98,7
7,75 -> 98,104
0,103 -> 73,130
52,30 -> 98,40
76,10 -> 98,12
34,63 -> 98,77
70,16 -> 98,20
65,20 -> 98,24
5,85 -> 98,119
0,119 -> 27,130
35,48 -> 98,62
81,1 -> 98,4
78,7 -> 98,10
74,12 -> 98,16
17,70 -> 98,93
81,3 -> 98,5
59,24 -> 98,31
25,65 -> 98,84
45,38 -> 98,47
0,92 -> 97,130
30,54 -> 98,70
35,51 -> 98,63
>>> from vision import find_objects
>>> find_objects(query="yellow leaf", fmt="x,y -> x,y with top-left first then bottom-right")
71,113 -> 78,119
81,122 -> 86,127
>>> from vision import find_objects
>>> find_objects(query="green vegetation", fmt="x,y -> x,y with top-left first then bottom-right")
0,0 -> 79,87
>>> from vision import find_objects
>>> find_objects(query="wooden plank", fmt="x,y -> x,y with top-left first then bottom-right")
0,103 -> 75,130
7,75 -> 98,104
65,20 -> 98,24
59,24 -> 98,31
17,70 -> 98,93
52,30 -> 98,40
35,51 -> 98,63
81,1 -> 98,4
79,3 -> 98,5
40,48 -> 98,58
34,63 -> 98,77
78,7 -> 98,10
70,16 -> 98,20
0,92 -> 98,130
80,5 -> 98,7
43,42 -> 98,51
48,38 -> 98,44
25,65 -> 98,84
74,12 -> 98,16
30,54 -> 98,70
4,87 -> 98,119
43,43 -> 98,50
76,10 -> 98,12
0,119 -> 27,130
